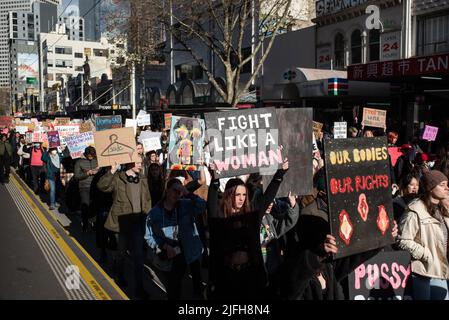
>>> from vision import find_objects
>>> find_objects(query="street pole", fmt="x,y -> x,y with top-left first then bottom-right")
81,73 -> 84,109
131,61 -> 136,119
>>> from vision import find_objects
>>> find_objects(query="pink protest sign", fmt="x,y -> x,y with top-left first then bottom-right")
422,125 -> 438,141
388,147 -> 402,167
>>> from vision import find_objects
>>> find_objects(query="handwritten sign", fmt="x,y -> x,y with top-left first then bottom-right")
15,126 -> 29,134
388,147 -> 402,167
95,115 -> 122,131
55,117 -> 70,125
334,122 -> 347,139
422,125 -> 438,141
142,138 -> 162,152
32,132 -> 48,143
80,120 -> 95,133
362,108 -> 387,128
164,113 -> 172,129
94,127 -> 140,167
137,113 -> 152,127
324,137 -> 394,259
55,125 -> 80,144
65,132 -> 95,159
47,131 -> 61,148
348,251 -> 412,300
125,119 -> 137,135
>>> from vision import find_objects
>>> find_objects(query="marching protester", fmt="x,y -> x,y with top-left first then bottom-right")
397,170 -> 449,300
97,161 -> 151,299
74,146 -> 99,231
145,178 -> 206,300
393,173 -> 421,221
206,157 -> 289,300
147,162 -> 165,205
0,134 -> 13,184
16,136 -> 30,182
28,142 -> 45,194
41,147 -> 64,209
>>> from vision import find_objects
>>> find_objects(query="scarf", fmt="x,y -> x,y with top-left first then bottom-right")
50,152 -> 60,169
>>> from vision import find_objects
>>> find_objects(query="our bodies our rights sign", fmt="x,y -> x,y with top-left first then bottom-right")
204,107 -> 283,178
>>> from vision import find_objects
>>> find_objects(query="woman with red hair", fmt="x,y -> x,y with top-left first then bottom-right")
387,131 -> 399,147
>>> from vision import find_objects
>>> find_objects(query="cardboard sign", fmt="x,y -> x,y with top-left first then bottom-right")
55,125 -> 80,144
348,251 -> 412,300
205,108 -> 282,178
55,117 -> 70,125
388,147 -> 402,167
362,108 -> 387,128
95,115 -> 122,131
80,120 -> 95,133
334,122 -> 347,139
313,121 -> 323,139
138,131 -> 161,143
32,132 -> 48,143
137,113 -> 152,126
47,131 -> 61,148
65,132 -> 95,159
164,113 -> 172,129
324,137 -> 394,259
94,127 -> 140,167
15,126 -> 29,135
0,116 -> 13,128
422,125 -> 438,141
168,116 -> 205,171
1,128 -> 9,135
262,108 -> 313,196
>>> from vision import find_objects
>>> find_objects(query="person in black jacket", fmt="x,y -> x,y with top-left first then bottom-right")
207,158 -> 289,300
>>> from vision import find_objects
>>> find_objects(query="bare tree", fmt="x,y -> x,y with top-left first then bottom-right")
162,0 -> 294,107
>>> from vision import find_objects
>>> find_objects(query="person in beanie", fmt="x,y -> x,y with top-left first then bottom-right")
397,170 -> 449,300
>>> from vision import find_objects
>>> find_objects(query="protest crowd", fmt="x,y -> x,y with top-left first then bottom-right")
0,108 -> 448,301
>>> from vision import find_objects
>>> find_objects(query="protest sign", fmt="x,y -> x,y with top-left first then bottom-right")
262,108 -> 313,196
15,126 -> 29,134
324,137 -> 394,259
142,138 -> 162,152
137,113 -> 151,126
348,251 -> 412,300
80,120 -> 94,133
95,115 -> 122,131
205,107 -> 282,178
125,119 -> 137,135
32,132 -> 48,143
47,131 -> 60,148
55,125 -> 80,144
313,121 -> 323,139
55,117 -> 70,125
422,125 -> 438,141
362,108 -> 387,128
138,131 -> 161,143
25,132 -> 33,144
164,113 -> 172,129
0,116 -> 13,128
334,121 -> 347,139
65,132 -> 95,159
167,116 -> 205,171
94,127 -> 140,167
1,128 -> 8,135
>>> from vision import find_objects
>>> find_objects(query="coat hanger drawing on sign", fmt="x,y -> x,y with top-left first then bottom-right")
101,134 -> 135,162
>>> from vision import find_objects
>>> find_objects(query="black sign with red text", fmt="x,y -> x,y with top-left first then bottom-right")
324,137 -> 394,259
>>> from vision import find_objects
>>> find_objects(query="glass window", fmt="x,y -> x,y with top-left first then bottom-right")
417,13 -> 449,55
74,52 -> 83,58
369,29 -> 380,61
351,30 -> 362,64
334,33 -> 345,69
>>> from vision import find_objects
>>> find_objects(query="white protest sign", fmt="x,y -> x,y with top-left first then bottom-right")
125,119 -> 137,135
64,132 -> 95,159
137,114 -> 151,126
55,125 -> 80,144
142,137 -> 162,152
334,122 -> 347,139
15,126 -> 29,134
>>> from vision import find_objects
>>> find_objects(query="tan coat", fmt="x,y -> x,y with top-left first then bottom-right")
397,199 -> 449,279
97,171 -> 152,233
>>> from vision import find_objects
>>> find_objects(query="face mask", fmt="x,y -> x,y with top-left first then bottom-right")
34,144 -> 40,148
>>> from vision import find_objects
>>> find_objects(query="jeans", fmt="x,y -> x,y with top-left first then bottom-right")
412,273 -> 449,300
113,214 -> 146,294
49,179 -> 56,206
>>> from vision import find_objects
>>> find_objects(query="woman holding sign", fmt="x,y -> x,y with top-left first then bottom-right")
41,147 -> 64,210
397,170 -> 449,300
206,158 -> 289,300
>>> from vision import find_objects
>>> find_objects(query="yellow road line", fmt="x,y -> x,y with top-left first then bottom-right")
11,175 -> 128,300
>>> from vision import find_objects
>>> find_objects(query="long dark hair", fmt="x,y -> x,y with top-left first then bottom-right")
421,192 -> 449,218
220,184 -> 252,218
